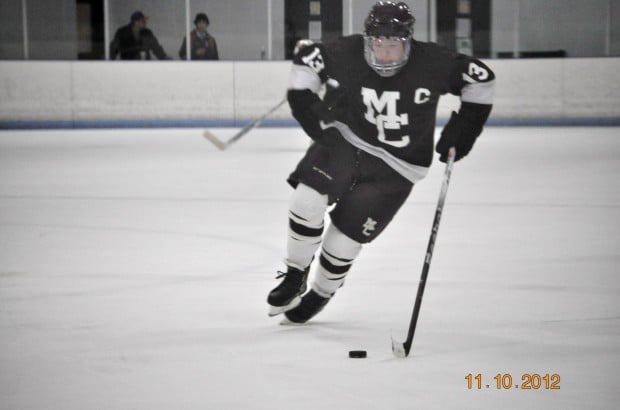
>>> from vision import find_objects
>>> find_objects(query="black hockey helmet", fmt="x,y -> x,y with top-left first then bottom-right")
364,1 -> 415,39
363,2 -> 415,77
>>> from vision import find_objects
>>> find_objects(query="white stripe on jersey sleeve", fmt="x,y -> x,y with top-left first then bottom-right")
461,78 -> 495,105
288,64 -> 322,93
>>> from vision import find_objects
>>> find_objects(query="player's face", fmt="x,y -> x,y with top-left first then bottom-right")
370,37 -> 406,64
363,35 -> 411,77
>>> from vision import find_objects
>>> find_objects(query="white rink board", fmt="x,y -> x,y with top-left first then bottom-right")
0,58 -> 619,125
233,61 -> 291,119
71,62 -> 236,121
0,62 -> 73,121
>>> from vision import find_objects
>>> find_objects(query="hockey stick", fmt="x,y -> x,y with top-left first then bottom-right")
202,97 -> 287,150
392,147 -> 456,358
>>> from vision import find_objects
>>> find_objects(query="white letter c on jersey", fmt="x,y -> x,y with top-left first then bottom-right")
414,88 -> 431,104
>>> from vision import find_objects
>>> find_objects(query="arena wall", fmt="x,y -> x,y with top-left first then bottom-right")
0,58 -> 618,128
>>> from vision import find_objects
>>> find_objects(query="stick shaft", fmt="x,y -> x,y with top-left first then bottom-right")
203,97 -> 287,150
394,147 -> 456,357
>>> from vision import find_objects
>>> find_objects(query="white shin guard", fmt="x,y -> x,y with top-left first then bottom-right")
286,184 -> 329,271
312,224 -> 362,298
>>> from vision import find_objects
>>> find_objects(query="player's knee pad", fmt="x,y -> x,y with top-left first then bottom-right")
322,223 -> 362,260
312,224 -> 362,297
289,183 -> 328,229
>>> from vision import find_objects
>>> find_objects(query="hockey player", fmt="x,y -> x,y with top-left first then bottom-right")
267,1 -> 495,323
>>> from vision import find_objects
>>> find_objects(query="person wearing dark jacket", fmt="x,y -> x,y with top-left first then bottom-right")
179,13 -> 219,60
110,11 -> 170,60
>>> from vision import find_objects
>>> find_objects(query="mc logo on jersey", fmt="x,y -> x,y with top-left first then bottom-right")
362,217 -> 377,237
362,88 -> 410,148
361,87 -> 431,148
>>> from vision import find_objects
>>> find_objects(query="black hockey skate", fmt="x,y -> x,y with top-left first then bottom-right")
267,267 -> 309,316
282,289 -> 331,324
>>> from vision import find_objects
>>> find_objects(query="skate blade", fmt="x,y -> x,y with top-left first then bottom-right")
279,317 -> 306,326
268,296 -> 301,317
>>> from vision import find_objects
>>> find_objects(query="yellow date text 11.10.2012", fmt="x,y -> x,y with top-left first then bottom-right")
465,373 -> 561,390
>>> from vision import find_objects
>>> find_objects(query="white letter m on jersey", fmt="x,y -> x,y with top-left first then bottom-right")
361,87 -> 410,148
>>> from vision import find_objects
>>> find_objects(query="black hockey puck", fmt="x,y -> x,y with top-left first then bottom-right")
348,350 -> 367,358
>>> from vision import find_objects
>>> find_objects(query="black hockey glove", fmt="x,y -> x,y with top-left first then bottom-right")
288,85 -> 347,147
436,102 -> 492,163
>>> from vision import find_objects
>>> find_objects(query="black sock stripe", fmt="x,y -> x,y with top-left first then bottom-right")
322,248 -> 354,264
319,253 -> 352,275
289,211 -> 308,222
289,218 -> 324,238
290,237 -> 321,245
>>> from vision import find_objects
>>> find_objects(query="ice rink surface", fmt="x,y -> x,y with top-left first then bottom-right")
1,126 -> 619,409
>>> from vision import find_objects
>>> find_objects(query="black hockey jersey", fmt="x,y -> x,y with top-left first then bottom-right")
288,34 -> 495,183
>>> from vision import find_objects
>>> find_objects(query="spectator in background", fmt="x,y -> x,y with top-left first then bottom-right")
179,13 -> 219,60
110,11 -> 170,60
